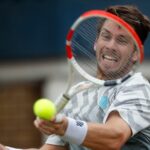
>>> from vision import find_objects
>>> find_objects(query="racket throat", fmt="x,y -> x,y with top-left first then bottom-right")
56,94 -> 70,113
104,71 -> 133,86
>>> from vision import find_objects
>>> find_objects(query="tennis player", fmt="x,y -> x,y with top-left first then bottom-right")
1,4 -> 150,150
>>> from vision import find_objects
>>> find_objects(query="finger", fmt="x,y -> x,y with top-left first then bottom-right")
34,120 -> 55,135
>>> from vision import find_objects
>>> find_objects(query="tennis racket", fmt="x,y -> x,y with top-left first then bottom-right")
55,10 -> 143,114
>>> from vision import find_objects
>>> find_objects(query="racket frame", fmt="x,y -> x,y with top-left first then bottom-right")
66,10 -> 143,62
56,10 -> 144,113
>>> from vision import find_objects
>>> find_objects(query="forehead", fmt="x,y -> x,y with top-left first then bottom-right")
101,19 -> 131,36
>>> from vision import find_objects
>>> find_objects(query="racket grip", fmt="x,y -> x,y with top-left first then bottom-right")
55,113 -> 64,123
56,94 -> 70,113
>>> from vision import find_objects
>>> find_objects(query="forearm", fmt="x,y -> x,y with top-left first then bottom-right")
83,123 -> 124,150
62,112 -> 131,150
34,112 -> 131,150
82,112 -> 131,150
62,118 -> 122,149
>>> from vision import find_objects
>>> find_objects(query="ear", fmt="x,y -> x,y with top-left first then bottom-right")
94,38 -> 98,51
132,50 -> 139,63
94,44 -> 96,51
94,39 -> 97,51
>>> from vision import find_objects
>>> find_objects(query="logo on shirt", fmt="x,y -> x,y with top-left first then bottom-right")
98,96 -> 109,110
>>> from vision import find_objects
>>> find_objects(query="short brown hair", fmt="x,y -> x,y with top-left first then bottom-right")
105,5 -> 150,44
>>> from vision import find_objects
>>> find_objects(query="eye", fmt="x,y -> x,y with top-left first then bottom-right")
116,37 -> 129,45
100,32 -> 111,41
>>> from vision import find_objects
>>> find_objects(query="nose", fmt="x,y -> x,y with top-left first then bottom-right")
106,38 -> 117,49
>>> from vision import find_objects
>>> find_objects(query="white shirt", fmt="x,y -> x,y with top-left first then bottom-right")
46,72 -> 150,150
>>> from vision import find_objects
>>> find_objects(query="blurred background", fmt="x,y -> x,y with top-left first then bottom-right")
0,0 -> 150,148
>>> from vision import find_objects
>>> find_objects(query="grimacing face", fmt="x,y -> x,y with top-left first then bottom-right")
94,20 -> 138,80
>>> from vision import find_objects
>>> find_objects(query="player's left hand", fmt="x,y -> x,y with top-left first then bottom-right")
34,116 -> 68,136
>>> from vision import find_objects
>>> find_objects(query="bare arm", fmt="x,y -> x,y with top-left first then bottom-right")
34,111 -> 131,150
83,111 -> 131,150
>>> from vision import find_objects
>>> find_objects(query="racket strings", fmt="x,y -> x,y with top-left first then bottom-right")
77,18 -> 99,40
72,40 -> 95,60
70,15 -> 140,83
72,18 -> 100,75
72,40 -> 97,73
77,26 -> 95,44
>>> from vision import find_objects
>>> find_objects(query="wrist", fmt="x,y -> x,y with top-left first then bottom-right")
62,117 -> 88,145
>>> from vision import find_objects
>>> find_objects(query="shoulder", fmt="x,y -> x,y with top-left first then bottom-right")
124,72 -> 150,86
118,72 -> 150,93
117,72 -> 150,99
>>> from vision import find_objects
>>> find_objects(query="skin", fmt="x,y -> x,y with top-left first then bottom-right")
1,20 -> 139,150
95,20 -> 138,80
32,20 -> 137,150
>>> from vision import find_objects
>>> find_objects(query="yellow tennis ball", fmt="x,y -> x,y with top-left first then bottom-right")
33,98 -> 57,120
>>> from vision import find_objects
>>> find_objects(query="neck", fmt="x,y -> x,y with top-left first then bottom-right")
96,67 -> 132,81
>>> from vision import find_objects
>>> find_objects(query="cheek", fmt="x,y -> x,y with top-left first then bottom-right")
120,51 -> 130,62
95,40 -> 104,52
120,47 -> 135,64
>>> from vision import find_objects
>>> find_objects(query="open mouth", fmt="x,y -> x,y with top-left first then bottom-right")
102,54 -> 118,62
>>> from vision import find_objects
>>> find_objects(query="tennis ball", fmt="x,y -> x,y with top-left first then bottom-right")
33,98 -> 57,120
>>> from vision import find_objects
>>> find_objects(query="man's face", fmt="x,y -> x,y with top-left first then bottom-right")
95,20 -> 138,79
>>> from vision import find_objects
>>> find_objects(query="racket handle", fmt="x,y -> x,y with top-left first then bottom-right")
55,113 -> 64,123
56,94 -> 70,113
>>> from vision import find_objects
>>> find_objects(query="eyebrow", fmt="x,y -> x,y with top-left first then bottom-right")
101,28 -> 111,34
101,28 -> 131,40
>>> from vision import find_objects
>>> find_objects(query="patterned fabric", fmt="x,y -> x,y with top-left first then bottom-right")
46,72 -> 150,150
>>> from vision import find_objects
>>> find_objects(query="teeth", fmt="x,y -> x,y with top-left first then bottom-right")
103,55 -> 117,61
